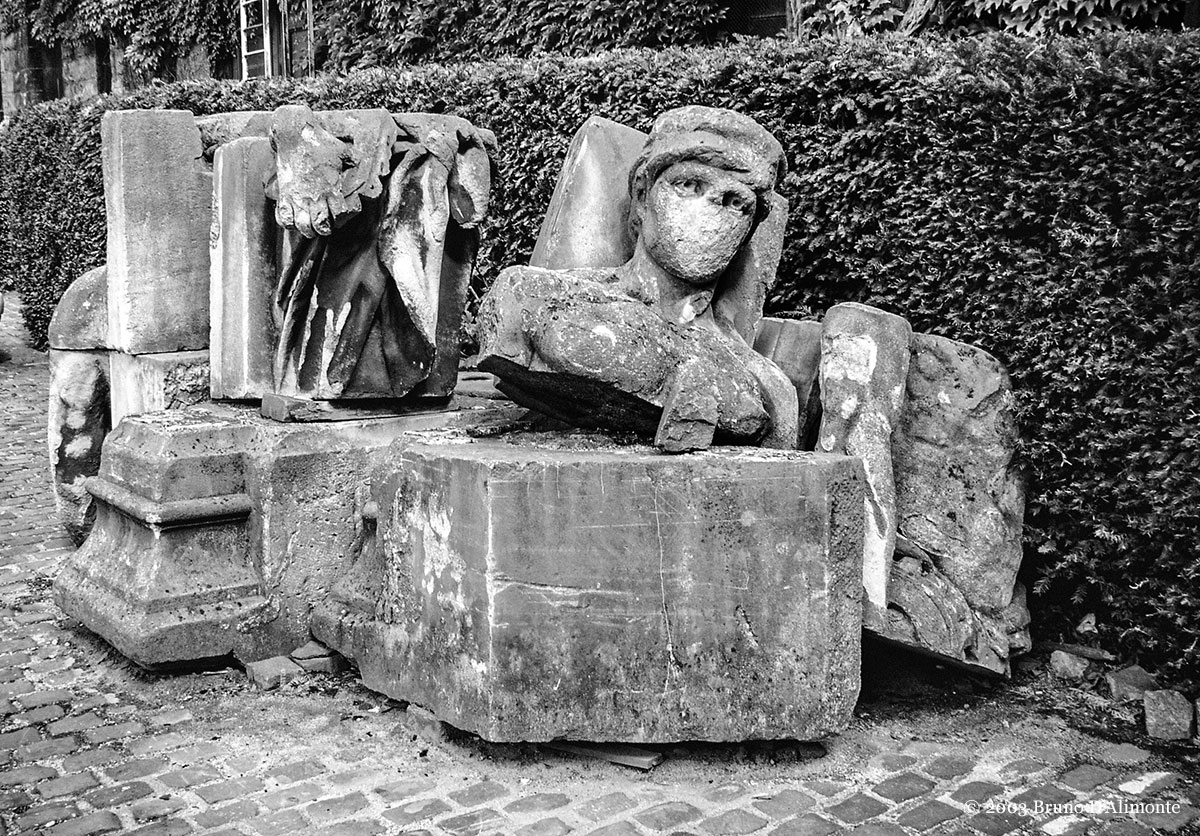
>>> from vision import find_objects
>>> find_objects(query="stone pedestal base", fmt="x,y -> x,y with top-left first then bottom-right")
54,400 -> 518,667
313,431 -> 865,743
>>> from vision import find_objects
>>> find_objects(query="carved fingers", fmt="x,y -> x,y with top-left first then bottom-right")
269,104 -> 361,238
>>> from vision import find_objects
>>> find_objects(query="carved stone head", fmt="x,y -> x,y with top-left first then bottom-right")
628,106 -> 786,286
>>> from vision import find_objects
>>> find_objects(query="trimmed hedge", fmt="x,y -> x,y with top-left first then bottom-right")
2,34 -> 1198,686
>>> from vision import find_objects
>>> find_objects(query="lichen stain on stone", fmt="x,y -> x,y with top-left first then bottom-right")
823,333 -> 878,384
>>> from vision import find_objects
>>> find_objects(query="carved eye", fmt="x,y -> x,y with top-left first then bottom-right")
673,177 -> 704,196
723,192 -> 752,214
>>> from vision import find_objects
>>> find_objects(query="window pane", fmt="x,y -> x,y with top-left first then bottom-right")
245,25 -> 264,52
243,0 -> 263,27
245,52 -> 265,77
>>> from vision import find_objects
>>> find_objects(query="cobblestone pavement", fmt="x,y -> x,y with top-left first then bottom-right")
2,294 -> 1199,836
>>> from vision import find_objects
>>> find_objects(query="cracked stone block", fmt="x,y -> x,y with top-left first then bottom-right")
109,350 -> 210,425
314,430 -> 865,742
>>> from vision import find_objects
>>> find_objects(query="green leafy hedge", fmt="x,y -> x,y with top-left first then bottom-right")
2,33 -> 1198,686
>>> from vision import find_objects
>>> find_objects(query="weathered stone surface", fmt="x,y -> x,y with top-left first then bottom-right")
313,431 -> 865,742
54,397 -> 523,666
210,137 -> 278,400
893,332 -> 1023,616
263,107 -> 494,401
109,351 -> 210,425
883,552 -> 1015,675
530,116 -> 646,271
818,302 -> 912,615
1049,650 -> 1092,683
754,317 -> 822,449
1107,665 -> 1158,703
48,266 -> 109,350
1144,690 -> 1194,740
194,111 -> 271,162
48,350 -> 111,544
103,110 -> 212,354
480,107 -> 797,453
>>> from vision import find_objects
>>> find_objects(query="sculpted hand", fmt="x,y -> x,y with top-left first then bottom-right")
269,104 -> 358,238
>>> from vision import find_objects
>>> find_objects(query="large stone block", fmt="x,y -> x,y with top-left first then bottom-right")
893,333 -> 1024,614
109,350 -> 210,425
54,400 -> 523,666
209,137 -> 278,400
313,432 -> 865,742
818,302 -> 912,618
48,349 -> 111,544
103,110 -> 212,354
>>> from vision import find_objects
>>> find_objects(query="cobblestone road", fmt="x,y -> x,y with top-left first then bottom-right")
2,295 -> 1198,836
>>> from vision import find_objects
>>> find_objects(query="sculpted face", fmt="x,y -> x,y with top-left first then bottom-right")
641,161 -> 756,285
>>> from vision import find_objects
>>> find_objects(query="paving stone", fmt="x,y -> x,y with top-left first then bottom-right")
84,780 -> 155,807
872,753 -> 918,772
127,733 -> 187,755
752,788 -> 816,818
127,820 -> 193,836
84,720 -> 145,744
803,780 -> 846,797
1040,814 -> 1092,836
15,800 -> 81,830
130,796 -> 188,821
0,764 -> 57,786
193,799 -> 261,829
16,734 -> 78,760
699,807 -> 770,834
15,687 -> 72,709
0,789 -> 35,810
439,807 -> 505,836
1062,764 -> 1117,791
1117,771 -> 1178,795
148,708 -> 193,727
246,656 -> 304,691
106,756 -> 170,781
636,800 -> 704,830
1095,821 -> 1154,836
924,755 -> 976,779
0,681 -> 34,699
586,823 -> 641,836
872,772 -> 935,802
160,764 -> 222,789
706,782 -> 750,803
265,758 -> 326,783
0,725 -> 40,749
966,811 -> 1033,836
577,792 -> 638,821
516,816 -> 574,836
261,781 -> 323,811
1097,744 -> 1149,765
1138,804 -> 1200,832
306,792 -> 368,823
507,792 -> 572,813
245,808 -> 309,836
449,779 -> 510,807
37,771 -> 99,799
896,799 -> 963,831
196,776 -> 266,803
825,793 -> 888,824
1012,784 -> 1077,807
375,777 -> 437,802
383,797 -> 452,827
47,712 -> 104,736
167,741 -> 225,764
951,781 -> 1005,804
45,810 -> 122,835
846,824 -> 906,836
769,813 -> 839,836
1002,757 -> 1049,777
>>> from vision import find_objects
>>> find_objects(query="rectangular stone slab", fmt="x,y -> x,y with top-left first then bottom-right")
314,435 -> 865,743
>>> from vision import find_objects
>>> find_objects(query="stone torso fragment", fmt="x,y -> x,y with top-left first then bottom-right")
477,106 -> 798,453
264,105 -> 496,400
